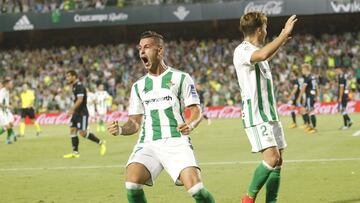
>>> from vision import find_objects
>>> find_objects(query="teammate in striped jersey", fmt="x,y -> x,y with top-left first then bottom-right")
335,66 -> 353,129
0,78 -> 17,144
95,83 -> 110,132
107,31 -> 215,203
233,12 -> 297,203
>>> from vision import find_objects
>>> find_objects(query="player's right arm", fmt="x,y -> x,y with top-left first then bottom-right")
288,84 -> 298,101
296,83 -> 307,105
107,82 -> 144,136
107,115 -> 143,136
338,83 -> 344,103
250,15 -> 297,63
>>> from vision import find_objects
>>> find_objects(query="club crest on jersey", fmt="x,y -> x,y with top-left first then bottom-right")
166,81 -> 175,88
190,84 -> 197,97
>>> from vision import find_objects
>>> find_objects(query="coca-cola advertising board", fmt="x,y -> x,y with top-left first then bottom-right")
244,1 -> 284,15
14,101 -> 360,126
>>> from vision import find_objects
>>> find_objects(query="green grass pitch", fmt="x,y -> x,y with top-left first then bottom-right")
1,114 -> 360,203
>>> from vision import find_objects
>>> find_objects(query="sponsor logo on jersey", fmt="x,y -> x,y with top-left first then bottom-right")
144,96 -> 173,105
190,84 -> 198,97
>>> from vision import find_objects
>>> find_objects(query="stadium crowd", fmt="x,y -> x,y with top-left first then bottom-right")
0,32 -> 360,113
0,0 -> 230,13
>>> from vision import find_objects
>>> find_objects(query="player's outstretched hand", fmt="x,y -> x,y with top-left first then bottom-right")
283,15 -> 297,37
107,121 -> 120,136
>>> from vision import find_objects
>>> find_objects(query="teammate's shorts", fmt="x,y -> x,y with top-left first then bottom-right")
70,113 -> 89,131
244,121 -> 287,153
305,96 -> 315,111
20,107 -> 35,119
126,136 -> 199,186
338,98 -> 348,112
88,106 -> 96,118
0,110 -> 14,126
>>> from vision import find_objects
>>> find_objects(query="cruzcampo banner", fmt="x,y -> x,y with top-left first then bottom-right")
0,0 -> 358,32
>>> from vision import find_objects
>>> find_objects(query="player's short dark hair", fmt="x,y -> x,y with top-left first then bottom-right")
140,31 -> 164,45
66,70 -> 78,78
240,12 -> 267,37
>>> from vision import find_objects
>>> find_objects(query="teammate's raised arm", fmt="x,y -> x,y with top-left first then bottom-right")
250,15 -> 297,63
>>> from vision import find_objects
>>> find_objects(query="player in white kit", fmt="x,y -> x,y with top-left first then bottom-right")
0,78 -> 17,144
95,83 -> 110,132
233,12 -> 297,203
106,31 -> 215,203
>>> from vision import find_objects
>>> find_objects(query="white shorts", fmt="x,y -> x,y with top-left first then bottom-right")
0,110 -> 14,126
245,121 -> 287,153
126,136 -> 199,186
88,106 -> 96,118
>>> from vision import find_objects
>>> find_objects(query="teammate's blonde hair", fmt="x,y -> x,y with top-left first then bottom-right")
240,12 -> 267,37
301,63 -> 312,72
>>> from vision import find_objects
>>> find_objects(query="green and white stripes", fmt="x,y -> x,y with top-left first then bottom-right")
133,68 -> 197,143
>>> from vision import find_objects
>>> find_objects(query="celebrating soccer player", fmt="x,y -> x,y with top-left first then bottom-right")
233,12 -> 297,202
63,70 -> 106,158
107,31 -> 215,203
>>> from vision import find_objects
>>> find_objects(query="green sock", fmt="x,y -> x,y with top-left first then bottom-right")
266,167 -> 281,203
7,128 -> 15,140
0,127 -> 5,135
127,189 -> 147,203
248,161 -> 274,198
192,188 -> 216,203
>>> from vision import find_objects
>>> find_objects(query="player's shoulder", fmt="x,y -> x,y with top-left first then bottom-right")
234,41 -> 256,53
168,67 -> 189,77
74,81 -> 84,88
133,75 -> 147,85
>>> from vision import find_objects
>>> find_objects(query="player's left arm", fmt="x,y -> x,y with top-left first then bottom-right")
68,86 -> 85,115
177,74 -> 202,135
177,104 -> 202,135
297,84 -> 307,105
338,85 -> 344,103
288,84 -> 298,101
68,96 -> 83,115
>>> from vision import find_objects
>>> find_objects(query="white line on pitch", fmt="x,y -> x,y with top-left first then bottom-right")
1,157 -> 360,172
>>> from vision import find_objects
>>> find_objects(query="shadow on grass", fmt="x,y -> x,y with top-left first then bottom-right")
329,198 -> 360,203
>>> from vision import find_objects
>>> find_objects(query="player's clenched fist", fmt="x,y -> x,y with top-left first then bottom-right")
107,121 -> 120,136
177,123 -> 195,135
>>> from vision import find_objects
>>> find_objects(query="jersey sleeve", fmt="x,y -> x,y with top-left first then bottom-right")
234,44 -> 257,66
128,83 -> 144,115
181,74 -> 200,107
75,85 -> 85,98
339,76 -> 345,86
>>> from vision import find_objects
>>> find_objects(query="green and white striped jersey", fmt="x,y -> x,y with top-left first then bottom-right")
128,67 -> 200,143
233,41 -> 279,128
0,87 -> 10,113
